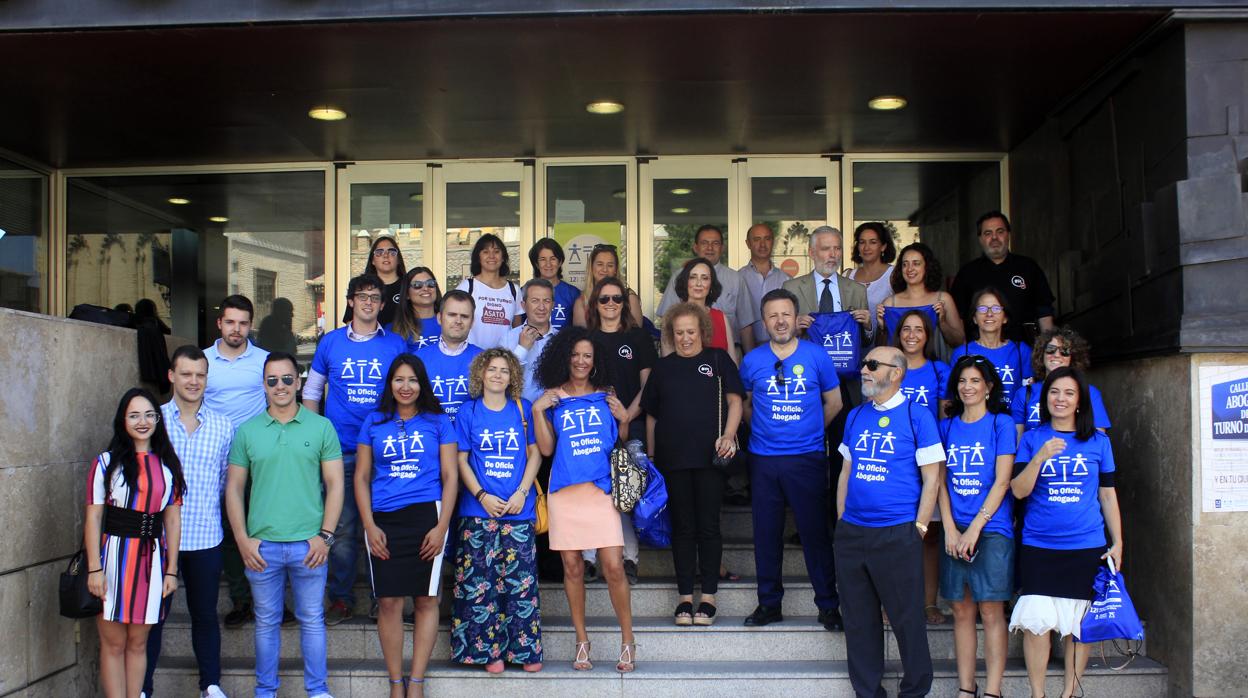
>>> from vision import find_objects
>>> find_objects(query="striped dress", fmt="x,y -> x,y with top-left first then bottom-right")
87,452 -> 181,624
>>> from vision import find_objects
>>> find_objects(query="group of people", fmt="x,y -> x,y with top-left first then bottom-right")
84,211 -> 1123,698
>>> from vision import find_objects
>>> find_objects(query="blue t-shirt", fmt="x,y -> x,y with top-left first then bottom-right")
547,392 -> 617,494
1012,381 -> 1112,432
1015,425 -> 1115,550
940,412 -> 1017,538
882,305 -> 939,344
839,396 -> 945,527
356,411 -> 456,512
455,397 -> 537,520
551,281 -> 581,332
741,340 -> 840,456
311,327 -> 407,453
900,359 -> 950,420
415,343 -> 484,421
809,311 -> 862,381
950,341 -> 1033,406
386,317 -> 443,354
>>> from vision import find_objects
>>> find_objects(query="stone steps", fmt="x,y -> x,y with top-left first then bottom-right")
151,655 -> 1169,697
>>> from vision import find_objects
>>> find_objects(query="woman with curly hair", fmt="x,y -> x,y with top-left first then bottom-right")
531,326 -> 636,672
1012,326 -> 1111,439
877,242 -> 965,349
450,348 -> 544,674
388,267 -> 443,352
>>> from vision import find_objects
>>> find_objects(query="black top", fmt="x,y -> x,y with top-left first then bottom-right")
591,326 -> 658,444
950,253 -> 1055,343
378,278 -> 404,328
640,348 -> 744,471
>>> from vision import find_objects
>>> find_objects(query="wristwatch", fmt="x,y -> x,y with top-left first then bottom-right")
318,530 -> 336,547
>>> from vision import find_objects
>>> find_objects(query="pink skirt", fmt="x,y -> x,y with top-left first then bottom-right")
547,482 -> 625,551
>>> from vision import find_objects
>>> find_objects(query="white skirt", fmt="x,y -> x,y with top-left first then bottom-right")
1009,594 -> 1090,639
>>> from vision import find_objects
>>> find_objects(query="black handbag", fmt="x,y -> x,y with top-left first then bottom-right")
710,353 -> 746,471
59,549 -> 102,619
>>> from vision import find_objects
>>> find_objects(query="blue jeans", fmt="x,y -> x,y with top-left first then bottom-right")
143,544 -> 224,695
327,453 -> 362,604
245,540 -> 329,698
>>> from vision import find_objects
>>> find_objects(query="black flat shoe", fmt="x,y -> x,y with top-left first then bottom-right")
817,607 -> 844,631
694,602 -> 717,626
743,605 -> 783,627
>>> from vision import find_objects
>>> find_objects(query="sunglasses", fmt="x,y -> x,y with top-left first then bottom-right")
591,244 -> 618,254
773,359 -> 786,388
597,294 -> 626,305
1044,344 -> 1072,357
975,304 -> 1004,315
372,248 -> 400,258
265,375 -> 296,387
860,359 -> 900,371
409,279 -> 439,290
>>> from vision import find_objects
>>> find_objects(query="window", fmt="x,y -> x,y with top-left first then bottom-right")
0,156 -> 48,313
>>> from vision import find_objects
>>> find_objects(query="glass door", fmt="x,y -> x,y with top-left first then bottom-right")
739,156 -> 841,278
535,159 -> 635,298
439,162 -> 533,289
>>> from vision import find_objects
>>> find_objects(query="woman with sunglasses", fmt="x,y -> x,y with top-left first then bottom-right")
354,355 -> 458,698
1013,326 -> 1111,440
529,238 -> 580,332
938,355 -> 1017,698
389,267 -> 443,352
663,257 -> 738,365
877,242 -> 965,350
351,236 -> 408,327
572,244 -> 643,328
949,286 -> 1032,408
1010,366 -> 1123,698
450,348 -> 544,674
456,233 -> 521,349
86,388 -> 186,698
892,308 -> 952,624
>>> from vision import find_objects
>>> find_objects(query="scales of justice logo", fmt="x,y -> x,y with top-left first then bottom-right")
852,423 -> 898,464
430,372 -> 471,409
1039,452 -> 1090,484
413,333 -> 441,349
381,429 -> 426,464
479,426 -> 522,461
946,440 -> 987,474
560,403 -> 605,438
766,364 -> 809,403
901,383 -> 933,407
340,357 -> 385,386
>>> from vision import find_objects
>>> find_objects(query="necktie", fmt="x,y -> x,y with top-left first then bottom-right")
819,278 -> 835,313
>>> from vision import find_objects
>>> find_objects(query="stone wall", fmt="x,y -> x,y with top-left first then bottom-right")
0,308 -> 142,697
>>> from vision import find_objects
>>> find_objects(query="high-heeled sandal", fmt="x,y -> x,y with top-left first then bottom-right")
617,642 -> 637,673
693,601 -> 717,626
572,640 -> 593,671
957,685 -> 978,697
674,600 -> 694,626
983,692 -> 1003,698
406,677 -> 425,697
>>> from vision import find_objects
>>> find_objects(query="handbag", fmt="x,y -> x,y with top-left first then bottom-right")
1079,556 -> 1145,669
710,353 -> 745,471
514,398 -> 549,535
610,439 -> 647,513
59,549 -> 102,619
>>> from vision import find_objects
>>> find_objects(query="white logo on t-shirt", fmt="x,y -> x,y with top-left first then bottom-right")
618,345 -> 633,360
1011,275 -> 1027,290
698,364 -> 713,377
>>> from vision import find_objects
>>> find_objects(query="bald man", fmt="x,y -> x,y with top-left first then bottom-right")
835,346 -> 945,698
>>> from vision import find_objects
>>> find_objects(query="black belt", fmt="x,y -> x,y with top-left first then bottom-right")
103,505 -> 164,540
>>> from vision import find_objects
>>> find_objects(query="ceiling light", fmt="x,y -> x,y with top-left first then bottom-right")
770,188 -> 789,195
308,106 -> 348,121
586,100 -> 625,115
812,187 -> 828,196
611,189 -> 626,199
499,190 -> 520,198
208,216 -> 229,223
868,95 -> 907,111
671,207 -> 690,214
853,186 -> 864,194
409,193 -> 423,202
168,197 -> 190,205
670,187 -> 692,195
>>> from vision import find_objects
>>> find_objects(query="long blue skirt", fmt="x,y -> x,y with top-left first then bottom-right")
450,517 -> 543,665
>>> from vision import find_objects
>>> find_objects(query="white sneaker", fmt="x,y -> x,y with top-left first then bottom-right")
202,686 -> 228,698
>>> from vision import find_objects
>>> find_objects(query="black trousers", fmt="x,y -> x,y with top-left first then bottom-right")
834,521 -> 932,698
665,467 -> 725,595
144,544 -> 224,695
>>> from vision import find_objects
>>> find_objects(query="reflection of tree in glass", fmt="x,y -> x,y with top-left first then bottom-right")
653,223 -> 698,292
780,221 -> 809,256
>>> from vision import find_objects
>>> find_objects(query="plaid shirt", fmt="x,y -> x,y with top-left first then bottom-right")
162,401 -> 233,551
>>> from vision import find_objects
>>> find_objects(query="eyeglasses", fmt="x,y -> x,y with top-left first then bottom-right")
860,359 -> 900,371
597,294 -> 626,305
125,411 -> 160,423
354,293 -> 383,304
975,304 -> 1004,315
773,359 -> 786,388
409,279 -> 438,290
265,375 -> 296,387
1044,344 -> 1072,357
373,248 -> 399,258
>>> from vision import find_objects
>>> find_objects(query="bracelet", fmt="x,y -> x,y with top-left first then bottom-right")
474,488 -> 486,501
87,568 -> 102,574
979,507 -> 993,521
164,573 -> 177,578
915,521 -> 929,536
320,528 -> 334,535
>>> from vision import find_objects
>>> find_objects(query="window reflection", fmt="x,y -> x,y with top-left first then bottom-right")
0,157 -> 47,313
651,178 -> 728,311
445,181 -> 521,289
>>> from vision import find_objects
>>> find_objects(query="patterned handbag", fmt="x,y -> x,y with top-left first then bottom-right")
609,440 -> 647,513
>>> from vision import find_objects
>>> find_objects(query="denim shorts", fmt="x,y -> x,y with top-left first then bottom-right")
939,529 -> 1014,602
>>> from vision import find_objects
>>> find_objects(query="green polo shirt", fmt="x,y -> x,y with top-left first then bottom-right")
228,405 -> 343,542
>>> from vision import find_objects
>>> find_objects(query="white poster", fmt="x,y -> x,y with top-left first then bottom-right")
1199,364 -> 1248,512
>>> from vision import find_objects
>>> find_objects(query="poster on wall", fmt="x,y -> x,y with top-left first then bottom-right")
1199,364 -> 1248,512
552,221 -> 623,290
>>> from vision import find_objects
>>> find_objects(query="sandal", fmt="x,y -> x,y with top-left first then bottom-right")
572,640 -> 593,671
983,693 -> 1002,698
406,677 -> 425,698
617,642 -> 637,673
958,685 -> 978,697
522,662 -> 543,673
674,601 -> 694,626
486,660 -> 505,674
925,604 -> 948,624
693,601 -> 717,626
719,568 -> 741,582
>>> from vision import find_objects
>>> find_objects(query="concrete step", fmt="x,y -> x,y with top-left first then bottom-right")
151,655 -> 1168,697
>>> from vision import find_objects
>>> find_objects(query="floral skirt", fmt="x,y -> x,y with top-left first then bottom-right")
450,517 -> 543,666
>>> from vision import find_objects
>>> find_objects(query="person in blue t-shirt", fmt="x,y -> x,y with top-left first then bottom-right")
354,354 -> 457,694
740,289 -> 844,632
1012,326 -> 1112,439
1008,366 -> 1123,698
528,238 -> 580,332
835,345 -> 945,698
303,274 -> 408,624
415,290 -> 484,422
937,354 -> 1017,698
949,287 -> 1033,409
450,348 -> 543,673
387,266 -> 443,353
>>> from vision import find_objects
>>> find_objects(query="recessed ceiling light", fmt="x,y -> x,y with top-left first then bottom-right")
853,186 -> 865,194
208,216 -> 229,223
611,189 -> 626,199
770,188 -> 789,195
308,106 -> 348,121
868,95 -> 907,111
409,193 -> 423,202
168,197 -> 190,205
670,187 -> 692,195
812,187 -> 828,196
499,190 -> 520,198
671,207 -> 690,214
586,100 -> 625,115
